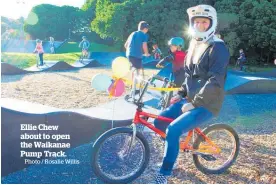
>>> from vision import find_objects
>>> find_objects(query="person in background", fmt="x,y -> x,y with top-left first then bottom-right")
152,43 -> 162,60
237,49 -> 246,71
156,37 -> 187,87
79,36 -> 90,58
124,21 -> 150,101
33,39 -> 44,66
49,37 -> 55,54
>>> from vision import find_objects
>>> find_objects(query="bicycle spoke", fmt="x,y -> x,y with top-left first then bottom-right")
197,129 -> 236,170
95,133 -> 146,180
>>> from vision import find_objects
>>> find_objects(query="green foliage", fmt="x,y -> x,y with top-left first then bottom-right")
215,0 -> 276,65
1,16 -> 25,39
81,0 -> 97,21
223,32 -> 241,57
91,0 -> 211,50
24,4 -> 90,40
217,13 -> 238,31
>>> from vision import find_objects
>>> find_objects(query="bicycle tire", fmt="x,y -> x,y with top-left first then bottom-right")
92,127 -> 150,183
192,124 -> 240,174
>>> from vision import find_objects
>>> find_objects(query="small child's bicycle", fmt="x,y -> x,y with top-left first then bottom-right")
34,52 -> 43,67
150,74 -> 175,110
154,63 -> 177,110
155,72 -> 176,110
91,75 -> 240,184
79,49 -> 90,64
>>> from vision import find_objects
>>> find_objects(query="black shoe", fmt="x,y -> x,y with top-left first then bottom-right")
155,173 -> 167,184
124,95 -> 136,102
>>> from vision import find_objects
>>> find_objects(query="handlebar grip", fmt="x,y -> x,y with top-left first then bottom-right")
153,75 -> 165,81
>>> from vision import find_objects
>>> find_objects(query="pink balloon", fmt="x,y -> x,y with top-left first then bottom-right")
108,79 -> 125,97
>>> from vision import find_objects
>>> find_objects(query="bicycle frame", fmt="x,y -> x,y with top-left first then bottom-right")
132,111 -> 220,154
127,75 -> 221,155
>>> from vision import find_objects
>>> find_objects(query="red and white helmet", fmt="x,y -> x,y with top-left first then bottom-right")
187,5 -> 217,43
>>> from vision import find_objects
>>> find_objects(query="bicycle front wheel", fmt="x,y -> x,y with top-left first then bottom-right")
193,124 -> 240,174
91,127 -> 150,183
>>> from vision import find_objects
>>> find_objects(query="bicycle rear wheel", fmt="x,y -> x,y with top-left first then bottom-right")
193,124 -> 240,174
92,127 -> 150,183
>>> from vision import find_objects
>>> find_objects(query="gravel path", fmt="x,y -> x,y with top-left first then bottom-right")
1,67 -> 158,109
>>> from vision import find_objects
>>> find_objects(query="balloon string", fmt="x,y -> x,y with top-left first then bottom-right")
111,97 -> 115,128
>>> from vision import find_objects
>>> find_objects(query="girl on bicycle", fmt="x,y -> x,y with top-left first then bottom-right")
154,4 -> 230,184
33,39 -> 44,66
156,37 -> 187,87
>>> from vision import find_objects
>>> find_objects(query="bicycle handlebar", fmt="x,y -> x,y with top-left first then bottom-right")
152,75 -> 169,82
134,74 -> 171,107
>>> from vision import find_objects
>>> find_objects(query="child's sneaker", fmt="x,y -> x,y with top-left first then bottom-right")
124,94 -> 136,102
135,89 -> 140,95
154,173 -> 167,184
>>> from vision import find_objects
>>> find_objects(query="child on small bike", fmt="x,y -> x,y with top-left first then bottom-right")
156,37 -> 187,87
33,39 -> 44,66
153,4 -> 230,184
236,49 -> 246,71
79,36 -> 90,58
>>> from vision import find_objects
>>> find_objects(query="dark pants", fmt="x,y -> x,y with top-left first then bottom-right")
127,56 -> 142,69
39,53 -> 44,65
237,59 -> 245,71
173,68 -> 185,87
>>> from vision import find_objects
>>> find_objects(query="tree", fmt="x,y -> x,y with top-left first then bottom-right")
1,16 -> 25,39
81,0 -> 97,21
215,0 -> 276,64
238,0 -> 276,64
91,0 -> 209,50
24,4 -> 89,40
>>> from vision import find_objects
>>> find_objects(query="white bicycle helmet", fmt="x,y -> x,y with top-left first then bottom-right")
187,4 -> 217,43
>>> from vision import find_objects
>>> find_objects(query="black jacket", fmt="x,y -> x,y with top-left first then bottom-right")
178,39 -> 230,116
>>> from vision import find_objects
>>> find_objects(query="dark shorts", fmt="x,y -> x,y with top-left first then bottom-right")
173,68 -> 185,87
128,56 -> 143,69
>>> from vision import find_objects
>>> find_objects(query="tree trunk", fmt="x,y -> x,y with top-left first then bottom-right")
267,51 -> 270,64
261,48 -> 264,66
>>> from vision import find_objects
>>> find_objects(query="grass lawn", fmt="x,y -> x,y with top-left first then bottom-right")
231,110 -> 276,129
228,64 -> 276,72
1,52 -> 80,68
56,42 -> 121,53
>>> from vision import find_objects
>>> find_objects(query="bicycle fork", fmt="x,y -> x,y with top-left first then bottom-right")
119,123 -> 137,159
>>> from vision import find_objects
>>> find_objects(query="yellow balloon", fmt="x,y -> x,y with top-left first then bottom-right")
112,57 -> 130,78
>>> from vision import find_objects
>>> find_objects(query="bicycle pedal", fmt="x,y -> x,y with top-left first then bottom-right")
200,154 -> 217,161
